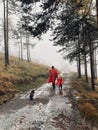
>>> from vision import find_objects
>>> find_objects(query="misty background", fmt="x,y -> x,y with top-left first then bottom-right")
0,0 -> 85,73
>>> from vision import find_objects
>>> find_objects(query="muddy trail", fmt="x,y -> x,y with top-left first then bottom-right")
0,73 -> 92,130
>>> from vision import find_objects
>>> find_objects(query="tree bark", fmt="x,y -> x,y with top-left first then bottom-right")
84,52 -> 88,82
77,39 -> 81,78
94,49 -> 97,79
6,0 -> 9,65
20,33 -> 23,61
3,0 -> 9,67
96,0 -> 98,26
83,27 -> 88,82
89,41 -> 95,91
26,31 -> 31,62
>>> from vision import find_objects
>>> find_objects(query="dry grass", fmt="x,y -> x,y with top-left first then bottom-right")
0,53 -> 49,104
71,73 -> 98,125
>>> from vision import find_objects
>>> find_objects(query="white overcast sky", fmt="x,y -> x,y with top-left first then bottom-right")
30,33 -> 77,73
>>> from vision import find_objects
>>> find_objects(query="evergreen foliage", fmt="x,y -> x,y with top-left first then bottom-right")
3,0 -> 98,90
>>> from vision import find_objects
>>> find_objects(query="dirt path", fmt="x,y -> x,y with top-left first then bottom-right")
0,73 -> 91,130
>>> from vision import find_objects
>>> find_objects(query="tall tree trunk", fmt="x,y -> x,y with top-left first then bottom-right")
96,0 -> 98,26
3,0 -> 7,67
19,43 -> 21,61
3,0 -> 9,67
20,34 -> 23,61
77,39 -> 81,78
19,33 -> 23,61
84,52 -> 88,82
89,41 -> 95,91
94,49 -> 97,79
83,27 -> 88,82
6,0 -> 9,65
26,31 -> 31,62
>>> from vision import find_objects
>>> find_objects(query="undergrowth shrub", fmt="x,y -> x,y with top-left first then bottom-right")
71,73 -> 98,126
80,103 -> 98,123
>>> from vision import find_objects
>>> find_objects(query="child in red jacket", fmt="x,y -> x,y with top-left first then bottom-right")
56,74 -> 64,90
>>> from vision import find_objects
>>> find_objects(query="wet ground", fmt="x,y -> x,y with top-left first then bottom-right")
0,73 -> 93,130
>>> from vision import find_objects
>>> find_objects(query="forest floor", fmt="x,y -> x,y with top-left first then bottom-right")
0,73 -> 97,130
0,53 -> 49,104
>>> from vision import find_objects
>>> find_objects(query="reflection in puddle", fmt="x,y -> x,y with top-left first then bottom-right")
55,89 -> 63,95
58,90 -> 63,95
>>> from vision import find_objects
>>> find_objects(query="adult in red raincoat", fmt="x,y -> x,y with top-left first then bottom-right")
48,66 -> 58,89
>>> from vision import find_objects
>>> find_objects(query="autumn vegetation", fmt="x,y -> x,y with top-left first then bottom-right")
0,53 -> 49,104
71,73 -> 98,127
2,0 -> 98,92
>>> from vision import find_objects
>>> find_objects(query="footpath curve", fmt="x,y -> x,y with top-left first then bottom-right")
0,73 -> 92,130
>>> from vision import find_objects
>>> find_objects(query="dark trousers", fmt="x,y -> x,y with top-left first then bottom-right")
59,85 -> 62,90
52,82 -> 55,89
